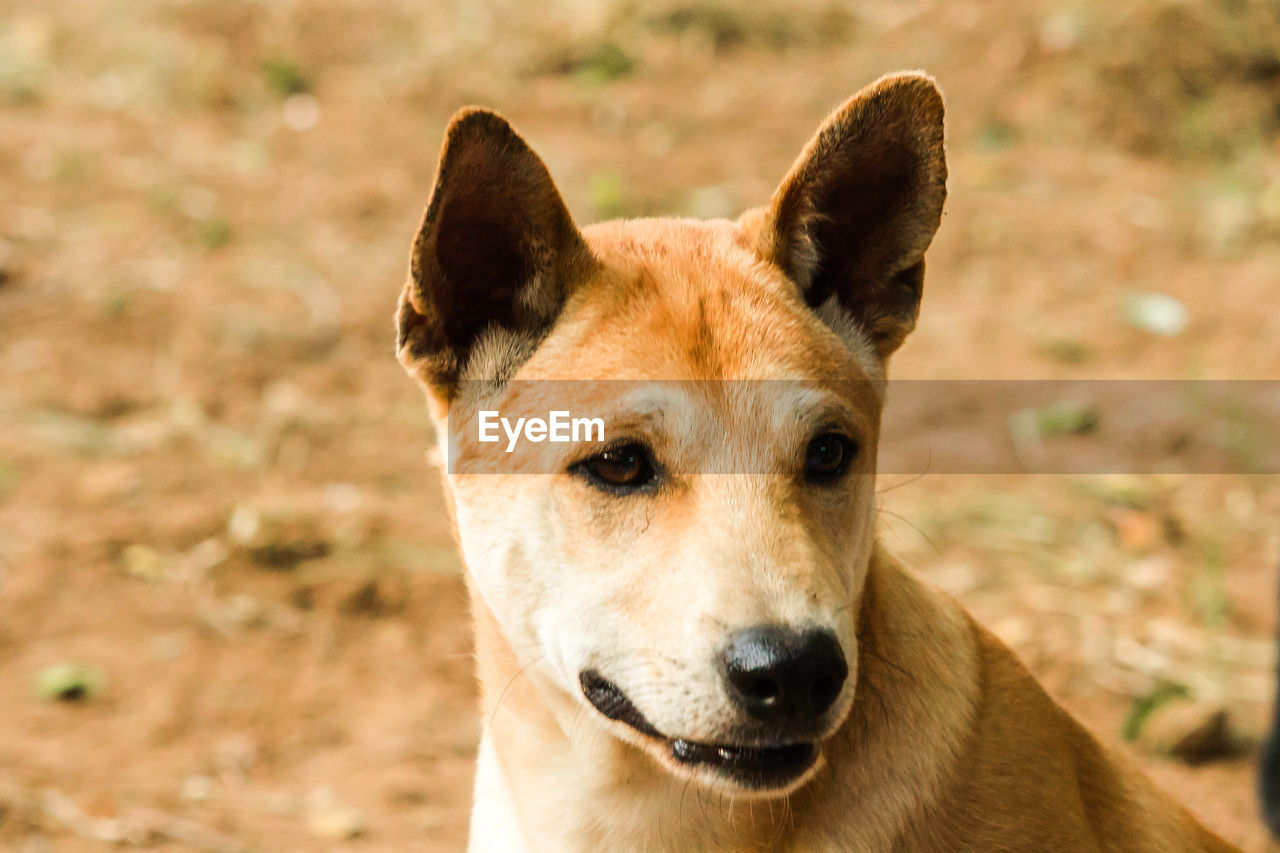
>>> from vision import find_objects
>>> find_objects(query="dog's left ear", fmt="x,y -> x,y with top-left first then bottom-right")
746,72 -> 947,360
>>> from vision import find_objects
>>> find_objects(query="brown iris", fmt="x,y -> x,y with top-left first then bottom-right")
579,443 -> 657,491
803,433 -> 856,484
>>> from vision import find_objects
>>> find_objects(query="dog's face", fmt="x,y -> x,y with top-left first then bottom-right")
397,73 -> 947,795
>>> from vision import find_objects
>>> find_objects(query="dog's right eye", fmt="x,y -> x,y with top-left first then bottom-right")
575,443 -> 657,492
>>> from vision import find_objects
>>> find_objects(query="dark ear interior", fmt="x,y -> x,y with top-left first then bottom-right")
397,109 -> 592,397
752,72 -> 948,360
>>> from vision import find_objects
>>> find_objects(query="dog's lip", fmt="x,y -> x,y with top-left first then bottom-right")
669,737 -> 817,779
578,668 -> 664,739
579,669 -> 819,787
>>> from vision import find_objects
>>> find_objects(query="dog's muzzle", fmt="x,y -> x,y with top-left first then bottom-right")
578,640 -> 834,794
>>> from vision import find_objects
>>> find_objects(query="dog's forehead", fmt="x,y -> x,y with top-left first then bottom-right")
523,218 -> 871,386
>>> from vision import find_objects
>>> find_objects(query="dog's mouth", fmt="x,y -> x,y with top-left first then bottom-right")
579,669 -> 819,791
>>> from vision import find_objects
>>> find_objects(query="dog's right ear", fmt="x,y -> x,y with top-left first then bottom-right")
396,109 -> 593,412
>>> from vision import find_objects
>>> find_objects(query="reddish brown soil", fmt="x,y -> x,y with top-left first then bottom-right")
2,1 -> 1278,850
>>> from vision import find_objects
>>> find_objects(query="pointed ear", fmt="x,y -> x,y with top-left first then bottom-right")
396,108 -> 593,407
748,72 -> 947,360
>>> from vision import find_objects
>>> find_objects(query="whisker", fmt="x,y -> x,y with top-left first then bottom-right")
487,653 -> 546,732
877,506 -> 941,556
876,460 -> 931,495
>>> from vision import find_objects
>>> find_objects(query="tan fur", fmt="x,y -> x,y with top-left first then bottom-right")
397,73 -> 1239,852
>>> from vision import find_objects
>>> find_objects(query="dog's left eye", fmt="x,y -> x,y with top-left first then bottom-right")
804,433 -> 857,484
575,443 -> 657,492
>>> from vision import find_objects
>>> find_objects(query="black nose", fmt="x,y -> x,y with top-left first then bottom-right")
719,625 -> 848,725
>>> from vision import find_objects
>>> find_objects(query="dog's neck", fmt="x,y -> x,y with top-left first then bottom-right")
465,547 -> 981,852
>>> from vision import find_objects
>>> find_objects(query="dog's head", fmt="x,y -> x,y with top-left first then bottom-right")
397,73 -> 946,795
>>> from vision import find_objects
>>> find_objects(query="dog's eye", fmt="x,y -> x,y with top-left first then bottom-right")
804,433 -> 856,484
577,443 -> 657,492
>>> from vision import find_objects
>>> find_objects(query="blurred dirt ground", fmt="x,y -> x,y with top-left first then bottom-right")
1,0 -> 1279,850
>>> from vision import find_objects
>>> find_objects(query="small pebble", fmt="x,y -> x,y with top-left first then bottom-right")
180,774 -> 217,803
306,787 -> 367,840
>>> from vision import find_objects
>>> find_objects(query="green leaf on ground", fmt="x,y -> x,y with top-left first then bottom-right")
33,662 -> 108,702
1122,680 -> 1190,742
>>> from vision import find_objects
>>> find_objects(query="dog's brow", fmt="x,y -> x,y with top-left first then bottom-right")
595,384 -> 871,443
593,389 -> 682,433
780,388 -> 867,436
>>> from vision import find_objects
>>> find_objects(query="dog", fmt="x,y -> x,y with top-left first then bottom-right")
396,72 -> 1239,852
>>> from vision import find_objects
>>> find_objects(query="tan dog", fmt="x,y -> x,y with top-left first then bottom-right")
396,73 -> 1238,852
